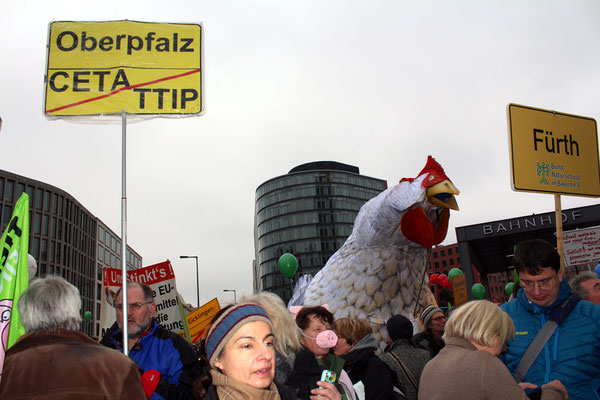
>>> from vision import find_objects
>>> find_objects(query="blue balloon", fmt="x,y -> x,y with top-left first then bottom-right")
595,264 -> 600,279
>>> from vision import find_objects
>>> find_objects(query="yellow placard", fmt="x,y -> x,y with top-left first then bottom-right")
186,297 -> 220,343
44,20 -> 202,116
451,274 -> 468,307
507,103 -> 600,197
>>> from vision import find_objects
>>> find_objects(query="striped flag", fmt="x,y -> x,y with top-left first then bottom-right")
0,193 -> 30,379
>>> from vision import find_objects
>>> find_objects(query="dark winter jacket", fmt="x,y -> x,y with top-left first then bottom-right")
101,319 -> 204,400
379,338 -> 430,400
285,347 -> 349,400
341,333 -> 396,400
274,350 -> 296,386
411,331 -> 444,358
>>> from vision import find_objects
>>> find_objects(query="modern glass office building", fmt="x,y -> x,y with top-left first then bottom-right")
0,169 -> 142,338
254,161 -> 387,301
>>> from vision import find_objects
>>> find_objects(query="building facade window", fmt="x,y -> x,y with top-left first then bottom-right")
0,169 -> 142,339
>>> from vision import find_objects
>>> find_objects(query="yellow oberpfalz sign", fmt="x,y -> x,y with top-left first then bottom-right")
44,20 -> 202,116
508,103 -> 600,197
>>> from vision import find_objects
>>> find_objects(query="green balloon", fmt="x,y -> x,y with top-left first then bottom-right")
447,268 -> 464,284
278,253 -> 298,279
471,283 -> 486,300
84,311 -> 92,321
505,282 -> 516,297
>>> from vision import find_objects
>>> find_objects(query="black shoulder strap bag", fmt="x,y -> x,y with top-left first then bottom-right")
512,293 -> 581,384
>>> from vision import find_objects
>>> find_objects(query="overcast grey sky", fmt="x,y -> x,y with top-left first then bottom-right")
1,1 -> 599,307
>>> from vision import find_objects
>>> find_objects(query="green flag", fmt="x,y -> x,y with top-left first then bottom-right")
0,193 -> 30,377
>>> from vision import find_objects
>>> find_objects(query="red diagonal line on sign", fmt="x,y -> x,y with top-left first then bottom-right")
46,68 -> 201,114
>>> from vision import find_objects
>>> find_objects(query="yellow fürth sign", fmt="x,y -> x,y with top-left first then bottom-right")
44,20 -> 203,116
508,103 -> 600,197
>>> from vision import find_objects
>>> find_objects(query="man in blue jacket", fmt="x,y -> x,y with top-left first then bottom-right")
101,282 -> 204,400
501,239 -> 600,400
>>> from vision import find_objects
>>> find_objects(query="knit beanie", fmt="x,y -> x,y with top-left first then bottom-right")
386,314 -> 414,341
420,305 -> 442,328
205,303 -> 273,368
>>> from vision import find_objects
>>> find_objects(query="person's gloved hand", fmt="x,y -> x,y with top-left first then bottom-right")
140,369 -> 161,398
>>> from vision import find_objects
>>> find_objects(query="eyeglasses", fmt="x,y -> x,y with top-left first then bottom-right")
431,316 -> 447,322
115,301 -> 152,312
502,342 -> 509,353
519,276 -> 556,291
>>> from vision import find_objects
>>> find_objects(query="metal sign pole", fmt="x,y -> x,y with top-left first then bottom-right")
121,110 -> 129,356
555,194 -> 565,273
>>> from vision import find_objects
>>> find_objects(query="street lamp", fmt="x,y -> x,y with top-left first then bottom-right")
180,255 -> 199,308
223,289 -> 237,303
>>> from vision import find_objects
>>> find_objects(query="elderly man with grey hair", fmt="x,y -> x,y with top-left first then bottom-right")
570,271 -> 600,306
0,276 -> 146,399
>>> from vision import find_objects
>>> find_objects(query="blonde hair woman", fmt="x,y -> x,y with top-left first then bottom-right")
240,292 -> 303,386
418,300 -> 567,400
242,292 -> 302,357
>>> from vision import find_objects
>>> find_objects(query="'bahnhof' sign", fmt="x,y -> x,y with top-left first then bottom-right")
455,204 -> 600,296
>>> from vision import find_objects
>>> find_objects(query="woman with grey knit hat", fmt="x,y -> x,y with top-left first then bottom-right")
201,303 -> 299,400
411,305 -> 446,358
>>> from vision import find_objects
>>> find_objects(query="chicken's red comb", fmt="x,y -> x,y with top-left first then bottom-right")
399,156 -> 449,187
418,156 -> 449,187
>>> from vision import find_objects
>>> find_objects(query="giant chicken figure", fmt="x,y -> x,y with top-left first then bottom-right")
303,156 -> 459,344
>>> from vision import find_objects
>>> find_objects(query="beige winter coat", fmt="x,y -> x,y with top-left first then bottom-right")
418,337 -> 564,400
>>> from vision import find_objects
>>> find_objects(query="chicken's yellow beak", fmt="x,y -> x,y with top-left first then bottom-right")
427,179 -> 460,211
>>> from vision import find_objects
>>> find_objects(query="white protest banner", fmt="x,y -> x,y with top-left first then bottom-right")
563,226 -> 600,267
101,260 -> 185,339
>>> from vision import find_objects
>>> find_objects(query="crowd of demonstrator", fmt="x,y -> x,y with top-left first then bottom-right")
1,238 -> 599,400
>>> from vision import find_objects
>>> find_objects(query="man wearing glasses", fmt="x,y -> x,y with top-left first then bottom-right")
501,239 -> 600,400
101,282 -> 204,400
